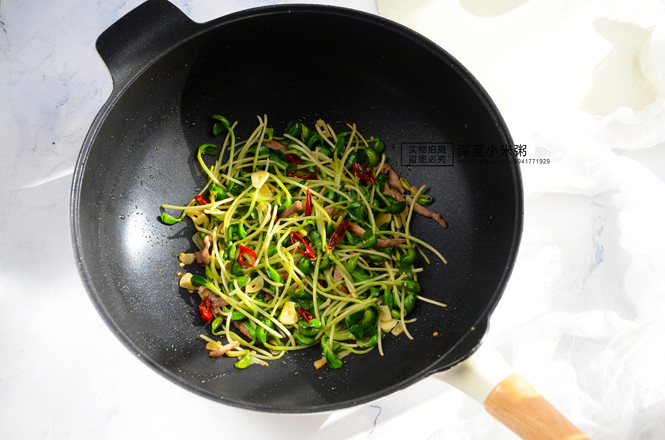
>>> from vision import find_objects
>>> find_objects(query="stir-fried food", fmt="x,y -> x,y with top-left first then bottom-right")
160,115 -> 448,369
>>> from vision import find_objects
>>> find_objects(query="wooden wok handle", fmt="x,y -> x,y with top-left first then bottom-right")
437,343 -> 590,439
485,372 -> 590,440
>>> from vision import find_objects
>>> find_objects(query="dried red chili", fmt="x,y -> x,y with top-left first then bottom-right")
237,244 -> 257,267
304,187 -> 312,216
290,231 -> 315,260
296,306 -> 314,323
286,169 -> 318,180
198,297 -> 213,322
285,154 -> 303,164
328,221 -> 348,249
352,162 -> 376,184
195,195 -> 211,205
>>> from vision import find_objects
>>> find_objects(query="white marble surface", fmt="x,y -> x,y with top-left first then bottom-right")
3,0 -> 665,438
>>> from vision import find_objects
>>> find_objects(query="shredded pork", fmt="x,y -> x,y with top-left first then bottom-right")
377,163 -> 406,227
405,196 -> 448,229
378,163 -> 447,230
194,235 -> 212,265
278,200 -> 303,218
379,163 -> 402,193
264,139 -> 288,151
209,341 -> 240,358
233,320 -> 252,339
376,238 -> 407,247
333,267 -> 348,293
347,221 -> 406,248
346,221 -> 366,237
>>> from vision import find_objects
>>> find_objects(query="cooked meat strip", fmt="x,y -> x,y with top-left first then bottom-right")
380,163 -> 447,229
209,341 -> 240,358
379,163 -> 403,193
264,139 -> 288,151
346,221 -> 405,248
199,286 -> 228,316
333,266 -> 348,293
278,200 -> 303,218
233,320 -> 252,339
375,238 -> 406,247
347,221 -> 366,236
406,196 -> 448,229
377,163 -> 406,227
380,178 -> 392,196
194,235 -> 212,265
325,206 -> 341,219
333,266 -> 344,283
207,291 -> 229,308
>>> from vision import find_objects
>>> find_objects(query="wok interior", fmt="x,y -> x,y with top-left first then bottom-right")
75,6 -> 521,412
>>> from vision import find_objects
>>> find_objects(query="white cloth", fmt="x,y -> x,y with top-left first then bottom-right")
378,0 -> 665,438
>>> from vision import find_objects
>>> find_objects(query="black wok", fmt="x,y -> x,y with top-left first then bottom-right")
72,0 -> 525,419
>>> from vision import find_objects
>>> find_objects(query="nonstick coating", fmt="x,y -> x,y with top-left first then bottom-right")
71,1 -> 522,412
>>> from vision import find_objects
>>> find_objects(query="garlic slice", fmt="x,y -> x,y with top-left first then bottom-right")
258,182 -> 273,198
178,253 -> 196,265
278,301 -> 299,325
251,170 -> 270,189
245,276 -> 264,293
179,273 -> 196,292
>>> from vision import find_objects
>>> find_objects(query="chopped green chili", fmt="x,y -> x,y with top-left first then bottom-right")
235,352 -> 252,369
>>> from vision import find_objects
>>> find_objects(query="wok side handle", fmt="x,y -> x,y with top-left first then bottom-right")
436,343 -> 590,440
96,0 -> 198,90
